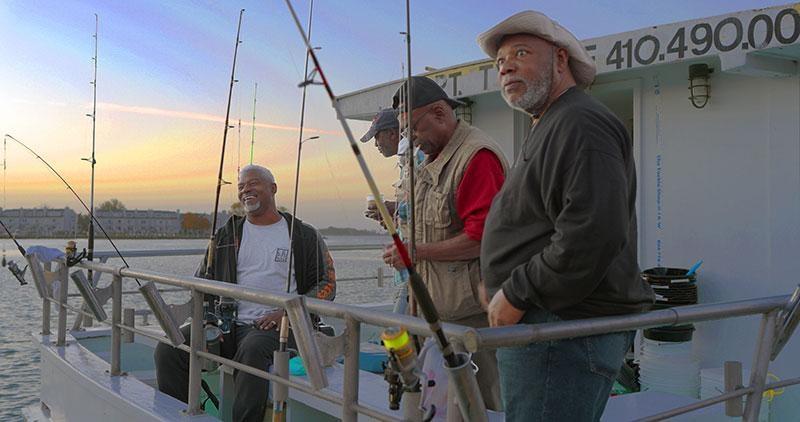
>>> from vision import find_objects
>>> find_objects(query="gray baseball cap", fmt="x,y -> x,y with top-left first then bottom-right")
360,109 -> 399,143
392,76 -> 464,111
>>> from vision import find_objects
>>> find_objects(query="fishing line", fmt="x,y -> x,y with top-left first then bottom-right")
3,134 -> 141,286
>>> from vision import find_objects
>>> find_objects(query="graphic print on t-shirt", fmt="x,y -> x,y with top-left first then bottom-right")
274,248 -> 289,263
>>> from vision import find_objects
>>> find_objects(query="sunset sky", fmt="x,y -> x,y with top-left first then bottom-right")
0,0 -> 783,229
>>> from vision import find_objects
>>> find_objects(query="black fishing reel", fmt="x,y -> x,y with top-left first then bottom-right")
382,360 -> 403,411
7,260 -> 27,286
204,297 -> 238,336
65,241 -> 87,267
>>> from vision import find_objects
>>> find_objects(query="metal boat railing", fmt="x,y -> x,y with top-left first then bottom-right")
24,247 -> 800,422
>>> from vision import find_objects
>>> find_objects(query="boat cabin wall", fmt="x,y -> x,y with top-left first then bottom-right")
628,62 -> 800,378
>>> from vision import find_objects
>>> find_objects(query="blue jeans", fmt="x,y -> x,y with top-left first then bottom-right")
497,310 -> 633,422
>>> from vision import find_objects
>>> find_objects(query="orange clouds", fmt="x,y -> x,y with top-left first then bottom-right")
96,102 -> 342,135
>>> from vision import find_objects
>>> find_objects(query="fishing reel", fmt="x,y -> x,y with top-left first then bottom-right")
7,260 -> 27,286
381,327 -> 422,409
65,241 -> 87,267
203,296 -> 238,345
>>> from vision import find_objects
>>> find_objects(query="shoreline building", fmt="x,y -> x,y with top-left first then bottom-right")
0,207 -> 78,238
94,209 -> 181,237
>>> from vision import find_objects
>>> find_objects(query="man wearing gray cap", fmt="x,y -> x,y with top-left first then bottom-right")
477,11 -> 654,421
383,75 -> 507,411
361,109 -> 402,223
361,108 -> 423,291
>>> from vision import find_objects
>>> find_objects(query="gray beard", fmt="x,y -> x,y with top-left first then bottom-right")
502,55 -> 554,116
243,200 -> 261,213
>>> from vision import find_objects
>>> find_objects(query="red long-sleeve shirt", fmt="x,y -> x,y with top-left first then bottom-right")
454,149 -> 505,241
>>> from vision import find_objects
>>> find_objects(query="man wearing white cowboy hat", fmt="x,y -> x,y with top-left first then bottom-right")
477,11 -> 654,421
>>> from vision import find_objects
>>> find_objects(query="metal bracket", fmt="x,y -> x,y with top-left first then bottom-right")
771,284 -> 800,360
168,297 -> 194,326
26,254 -> 60,299
315,329 -> 346,367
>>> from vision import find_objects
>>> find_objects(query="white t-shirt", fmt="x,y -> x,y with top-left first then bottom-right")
236,217 -> 296,322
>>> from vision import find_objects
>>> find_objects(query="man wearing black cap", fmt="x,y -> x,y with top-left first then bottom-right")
383,75 -> 507,411
476,11 -> 654,421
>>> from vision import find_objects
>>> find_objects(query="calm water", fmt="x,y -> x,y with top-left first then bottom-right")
0,236 -> 398,421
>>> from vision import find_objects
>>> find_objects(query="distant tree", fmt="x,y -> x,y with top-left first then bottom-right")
182,213 -> 211,232
97,198 -> 127,211
230,202 -> 245,217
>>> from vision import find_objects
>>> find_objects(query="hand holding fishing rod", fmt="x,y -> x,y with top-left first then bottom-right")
282,3 -> 487,419
283,0 -> 456,366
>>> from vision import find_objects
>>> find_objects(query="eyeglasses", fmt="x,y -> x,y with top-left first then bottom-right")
399,106 -> 433,139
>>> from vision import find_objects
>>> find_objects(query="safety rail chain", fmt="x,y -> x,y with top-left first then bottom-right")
23,248 -> 800,422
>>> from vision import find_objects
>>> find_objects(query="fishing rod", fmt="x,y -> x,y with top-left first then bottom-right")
2,136 -> 7,267
4,134 -> 138,282
205,8 -> 244,279
283,0 -> 462,370
275,2 -> 315,420
249,82 -> 257,165
237,117 -> 242,175
404,0 -> 416,267
401,0 -> 423,357
82,13 -> 100,285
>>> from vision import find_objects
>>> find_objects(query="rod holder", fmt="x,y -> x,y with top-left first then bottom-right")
26,254 -> 49,299
70,270 -> 107,321
402,391 -> 423,421
444,352 -> 487,422
284,296 -> 328,390
771,284 -> 800,360
139,280 -> 185,347
273,350 -> 290,403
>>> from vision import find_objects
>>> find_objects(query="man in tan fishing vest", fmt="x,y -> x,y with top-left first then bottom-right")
383,76 -> 507,412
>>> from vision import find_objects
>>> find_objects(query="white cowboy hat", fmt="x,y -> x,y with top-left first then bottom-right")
477,10 -> 596,88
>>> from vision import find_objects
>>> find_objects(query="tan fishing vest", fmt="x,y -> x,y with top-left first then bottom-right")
414,121 -> 508,321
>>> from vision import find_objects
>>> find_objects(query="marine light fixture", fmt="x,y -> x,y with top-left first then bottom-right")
688,63 -> 713,109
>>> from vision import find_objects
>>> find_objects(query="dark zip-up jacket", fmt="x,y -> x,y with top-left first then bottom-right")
195,212 -> 336,303
481,87 -> 653,320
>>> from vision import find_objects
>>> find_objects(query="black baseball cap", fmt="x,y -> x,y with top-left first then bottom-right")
392,76 -> 464,111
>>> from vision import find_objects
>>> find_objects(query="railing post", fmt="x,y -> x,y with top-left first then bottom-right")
56,263 -> 69,346
42,295 -> 51,336
111,275 -> 122,376
186,289 -> 204,415
743,310 -> 779,421
377,267 -> 384,288
724,361 -> 743,416
123,308 -> 135,343
342,316 -> 360,422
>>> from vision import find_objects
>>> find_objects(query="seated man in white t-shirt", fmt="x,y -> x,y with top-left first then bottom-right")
154,164 -> 336,422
